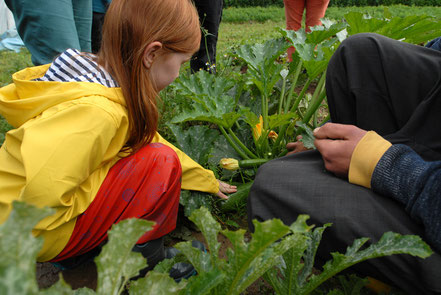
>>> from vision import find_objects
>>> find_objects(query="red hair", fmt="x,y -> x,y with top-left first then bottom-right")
98,0 -> 201,153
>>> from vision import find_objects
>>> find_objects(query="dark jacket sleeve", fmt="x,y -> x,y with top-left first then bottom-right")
371,144 -> 441,253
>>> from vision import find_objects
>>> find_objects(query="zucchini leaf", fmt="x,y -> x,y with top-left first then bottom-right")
345,12 -> 441,45
171,71 -> 238,128
296,121 -> 316,150
221,181 -> 254,212
0,202 -> 53,295
95,219 -> 154,295
167,124 -> 219,166
129,272 -> 186,295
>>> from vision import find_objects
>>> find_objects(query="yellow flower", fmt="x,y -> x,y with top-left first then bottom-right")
219,158 -> 239,170
268,130 -> 278,141
252,115 -> 264,141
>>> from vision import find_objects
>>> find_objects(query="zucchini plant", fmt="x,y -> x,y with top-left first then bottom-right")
167,11 -> 441,211
0,202 -> 433,295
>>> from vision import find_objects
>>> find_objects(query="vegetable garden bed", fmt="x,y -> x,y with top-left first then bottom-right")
1,8 -> 441,295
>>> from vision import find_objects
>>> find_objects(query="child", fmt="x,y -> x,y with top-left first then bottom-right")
0,0 -> 236,272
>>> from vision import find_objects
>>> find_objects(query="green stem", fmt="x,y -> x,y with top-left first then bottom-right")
219,126 -> 250,160
228,128 -> 258,159
278,76 -> 287,114
272,125 -> 287,155
302,73 -> 326,124
262,93 -> 269,130
290,78 -> 311,113
284,60 -> 303,113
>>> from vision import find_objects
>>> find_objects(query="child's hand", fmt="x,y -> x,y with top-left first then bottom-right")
215,180 -> 237,199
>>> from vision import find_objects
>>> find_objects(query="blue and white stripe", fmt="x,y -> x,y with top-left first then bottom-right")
34,48 -> 119,88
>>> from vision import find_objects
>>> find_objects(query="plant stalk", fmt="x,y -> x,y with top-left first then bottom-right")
219,126 -> 250,160
278,76 -> 287,114
290,78 -> 312,113
302,73 -> 326,124
284,60 -> 303,113
228,128 -> 258,159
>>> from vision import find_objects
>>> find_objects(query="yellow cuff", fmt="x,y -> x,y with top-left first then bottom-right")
348,131 -> 392,189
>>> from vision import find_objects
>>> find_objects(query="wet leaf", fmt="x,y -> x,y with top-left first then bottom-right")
0,202 -> 52,295
95,218 -> 154,295
167,124 -> 219,166
129,271 -> 186,295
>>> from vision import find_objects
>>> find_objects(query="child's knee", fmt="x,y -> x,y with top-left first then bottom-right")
134,143 -> 182,178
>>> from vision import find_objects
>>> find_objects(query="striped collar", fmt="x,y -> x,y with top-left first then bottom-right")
34,48 -> 119,88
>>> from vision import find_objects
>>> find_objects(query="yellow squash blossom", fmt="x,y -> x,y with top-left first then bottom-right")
220,158 -> 239,170
252,115 -> 264,141
268,130 -> 278,141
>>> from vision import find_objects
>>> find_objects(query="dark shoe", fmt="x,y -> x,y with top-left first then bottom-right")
51,246 -> 102,270
132,237 -> 165,279
165,240 -> 206,282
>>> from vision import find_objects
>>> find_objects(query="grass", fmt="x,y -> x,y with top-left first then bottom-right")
2,4 -> 441,142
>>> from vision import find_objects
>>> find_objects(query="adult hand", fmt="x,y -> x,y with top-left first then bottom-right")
215,180 -> 237,199
314,123 -> 367,177
286,135 -> 310,155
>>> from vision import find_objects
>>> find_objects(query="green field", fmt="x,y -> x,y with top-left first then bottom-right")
2,5 -> 441,86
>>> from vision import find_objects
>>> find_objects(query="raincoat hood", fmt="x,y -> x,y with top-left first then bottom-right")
0,64 -> 126,128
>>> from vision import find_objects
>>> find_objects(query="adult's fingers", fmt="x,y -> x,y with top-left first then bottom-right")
313,123 -> 359,140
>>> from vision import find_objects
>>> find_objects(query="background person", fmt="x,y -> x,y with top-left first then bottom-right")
284,0 -> 330,61
91,0 -> 112,54
191,0 -> 223,73
248,33 -> 441,294
5,0 -> 92,65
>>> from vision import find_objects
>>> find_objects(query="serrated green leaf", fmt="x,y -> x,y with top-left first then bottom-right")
235,39 -> 289,74
96,218 -> 154,295
174,241 -> 214,273
264,235 -> 309,295
298,224 -> 331,287
207,134 -> 241,166
345,12 -> 387,35
289,214 -> 314,234
345,12 -> 441,45
129,271 -> 186,295
182,268 -> 225,295
171,71 -> 237,128
0,265 -> 38,295
179,190 -> 213,218
296,122 -> 316,150
306,22 -> 347,45
188,208 -> 222,263
221,181 -> 254,212
268,113 -> 296,129
299,232 -> 432,295
167,124 -> 219,166
235,39 -> 289,97
222,218 -> 291,295
0,202 -> 53,295
239,108 -> 259,127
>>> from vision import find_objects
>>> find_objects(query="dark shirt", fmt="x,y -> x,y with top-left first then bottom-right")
372,144 -> 441,254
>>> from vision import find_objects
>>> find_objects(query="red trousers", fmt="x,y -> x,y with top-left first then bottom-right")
284,0 -> 330,61
52,143 -> 182,262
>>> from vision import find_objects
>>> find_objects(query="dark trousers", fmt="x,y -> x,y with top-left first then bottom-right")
248,34 -> 441,294
91,12 -> 105,54
191,0 -> 223,73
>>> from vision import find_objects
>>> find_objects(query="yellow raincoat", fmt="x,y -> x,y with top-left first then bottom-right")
0,65 -> 218,261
